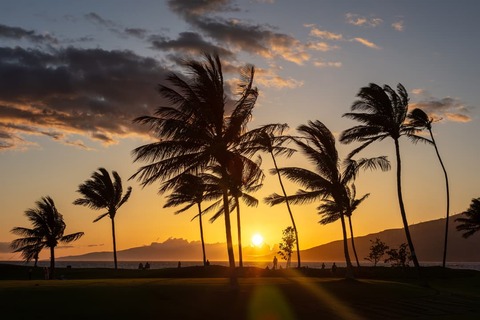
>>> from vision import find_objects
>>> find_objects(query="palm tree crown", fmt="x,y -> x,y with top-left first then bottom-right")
73,168 -> 132,269
11,196 -> 84,279
131,53 -> 261,272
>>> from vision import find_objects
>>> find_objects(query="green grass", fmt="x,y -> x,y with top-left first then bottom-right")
1,265 -> 479,319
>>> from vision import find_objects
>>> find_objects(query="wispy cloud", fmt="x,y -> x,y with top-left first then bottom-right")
313,60 -> 342,68
0,24 -> 58,45
345,13 -> 383,27
351,37 -> 381,49
410,90 -> 472,123
392,20 -> 405,32
308,26 -> 344,40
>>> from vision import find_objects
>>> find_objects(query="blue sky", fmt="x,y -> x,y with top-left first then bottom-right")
1,0 -> 479,260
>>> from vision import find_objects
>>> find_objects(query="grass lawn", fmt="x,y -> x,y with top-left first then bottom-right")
1,265 -> 479,319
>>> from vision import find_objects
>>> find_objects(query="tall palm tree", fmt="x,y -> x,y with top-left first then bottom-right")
266,120 -> 357,278
455,198 -> 480,238
73,168 -> 132,270
408,108 -> 450,267
340,83 -> 426,271
242,124 -> 302,267
131,53 -> 260,275
11,196 -> 84,279
163,173 -> 220,266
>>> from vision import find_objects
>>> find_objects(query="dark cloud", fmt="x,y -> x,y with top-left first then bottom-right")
84,12 -> 116,28
0,24 -> 58,44
125,28 -> 148,39
149,31 -> 233,57
166,1 -> 308,64
167,0 -> 238,16
0,46 -> 170,150
410,97 -> 472,123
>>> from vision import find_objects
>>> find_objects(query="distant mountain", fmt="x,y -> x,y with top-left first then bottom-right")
301,213 -> 480,262
59,214 -> 479,262
58,238 -> 277,262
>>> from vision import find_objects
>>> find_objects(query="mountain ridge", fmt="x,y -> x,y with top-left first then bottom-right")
58,213 -> 479,262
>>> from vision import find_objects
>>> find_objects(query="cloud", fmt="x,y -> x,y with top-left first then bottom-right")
313,60 -> 342,68
254,67 -> 304,89
392,20 -> 405,32
167,0 -> 309,65
306,25 -> 380,50
345,13 -> 383,27
351,37 -> 381,49
85,12 -> 117,28
0,24 -> 58,45
149,31 -> 234,57
308,27 -> 344,40
410,96 -> 472,123
0,46 -> 169,150
306,41 -> 340,52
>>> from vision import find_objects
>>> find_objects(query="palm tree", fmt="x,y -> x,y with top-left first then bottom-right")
266,120 -> 358,278
11,196 -> 84,279
455,198 -> 480,238
242,124 -> 302,267
131,53 -> 261,276
73,168 -> 132,270
205,162 -> 263,267
340,83 -> 426,271
318,187 -> 369,267
163,173 -> 220,266
408,108 -> 450,267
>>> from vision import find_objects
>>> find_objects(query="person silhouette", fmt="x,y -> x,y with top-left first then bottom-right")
331,262 -> 337,274
273,256 -> 278,270
145,262 -> 150,269
138,262 -> 144,270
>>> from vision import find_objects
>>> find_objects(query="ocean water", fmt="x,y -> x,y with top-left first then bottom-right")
2,260 -> 480,271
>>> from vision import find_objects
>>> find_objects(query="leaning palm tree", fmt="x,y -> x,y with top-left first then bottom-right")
408,108 -> 450,267
131,53 -> 260,276
163,173 -> 220,266
242,124 -> 302,267
11,196 -> 84,279
340,83 -> 426,271
455,198 -> 480,238
73,168 -> 132,270
266,120 -> 357,278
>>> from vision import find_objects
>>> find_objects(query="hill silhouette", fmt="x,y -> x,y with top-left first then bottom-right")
59,214 -> 479,262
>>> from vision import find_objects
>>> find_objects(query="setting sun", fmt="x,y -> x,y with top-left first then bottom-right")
251,233 -> 264,247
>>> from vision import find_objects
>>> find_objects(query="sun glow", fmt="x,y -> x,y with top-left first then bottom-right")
251,233 -> 264,247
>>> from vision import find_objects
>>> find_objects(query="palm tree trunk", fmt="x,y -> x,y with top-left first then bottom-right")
222,189 -> 236,268
271,152 -> 301,268
197,202 -> 207,266
394,138 -> 420,270
348,215 -> 361,267
429,129 -> 450,268
49,246 -> 55,280
235,197 -> 243,268
340,214 -> 354,279
111,217 -> 118,270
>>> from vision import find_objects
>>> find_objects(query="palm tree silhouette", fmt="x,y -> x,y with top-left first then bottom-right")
408,108 -> 450,267
11,196 -> 84,279
455,198 -> 480,238
266,120 -> 358,278
73,168 -> 132,270
242,124 -> 302,267
318,186 -> 369,267
206,162 -> 263,268
163,173 -> 220,266
131,53 -> 260,275
340,83 -> 423,271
